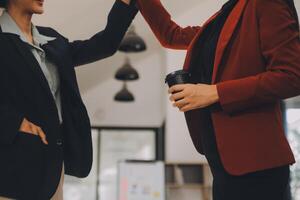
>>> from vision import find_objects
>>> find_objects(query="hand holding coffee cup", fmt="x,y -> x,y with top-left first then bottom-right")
165,69 -> 192,110
165,70 -> 219,112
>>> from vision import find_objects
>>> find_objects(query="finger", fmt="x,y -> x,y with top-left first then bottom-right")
169,91 -> 185,102
173,98 -> 189,109
180,104 -> 192,112
29,123 -> 39,136
37,127 -> 48,145
168,84 -> 186,94
20,118 -> 32,133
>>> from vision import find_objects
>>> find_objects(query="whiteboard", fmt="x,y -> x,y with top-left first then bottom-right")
99,130 -> 156,200
118,161 -> 165,200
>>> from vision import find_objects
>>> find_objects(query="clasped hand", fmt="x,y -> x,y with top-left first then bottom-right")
19,118 -> 48,145
168,84 -> 219,112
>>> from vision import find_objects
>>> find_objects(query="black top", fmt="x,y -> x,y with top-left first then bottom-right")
189,0 -> 238,84
188,0 -> 237,166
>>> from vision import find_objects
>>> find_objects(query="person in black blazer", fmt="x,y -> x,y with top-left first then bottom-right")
0,0 -> 137,199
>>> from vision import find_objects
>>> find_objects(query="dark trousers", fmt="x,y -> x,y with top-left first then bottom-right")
211,164 -> 290,200
201,109 -> 290,200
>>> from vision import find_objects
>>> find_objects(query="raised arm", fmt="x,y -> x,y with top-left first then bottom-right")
69,0 -> 138,67
136,0 -> 201,49
136,0 -> 201,50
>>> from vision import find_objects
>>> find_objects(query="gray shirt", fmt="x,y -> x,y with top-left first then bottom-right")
0,11 -> 63,123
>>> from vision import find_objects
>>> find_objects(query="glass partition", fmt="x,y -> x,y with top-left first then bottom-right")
63,127 -> 163,200
287,108 -> 300,200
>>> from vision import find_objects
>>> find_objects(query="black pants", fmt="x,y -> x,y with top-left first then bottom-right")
211,164 -> 290,200
201,109 -> 290,200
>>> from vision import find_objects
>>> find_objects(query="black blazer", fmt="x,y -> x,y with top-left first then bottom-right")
0,1 -> 138,199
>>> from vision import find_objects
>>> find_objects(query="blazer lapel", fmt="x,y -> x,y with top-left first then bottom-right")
41,40 -> 82,99
211,0 -> 248,83
8,34 -> 55,101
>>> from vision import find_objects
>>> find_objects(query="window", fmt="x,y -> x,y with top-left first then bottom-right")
287,108 -> 300,199
63,127 -> 164,200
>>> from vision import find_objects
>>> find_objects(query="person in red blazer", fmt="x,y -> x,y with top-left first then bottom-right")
136,0 -> 300,199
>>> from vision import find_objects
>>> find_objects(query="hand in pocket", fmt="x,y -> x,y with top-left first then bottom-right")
19,118 -> 48,145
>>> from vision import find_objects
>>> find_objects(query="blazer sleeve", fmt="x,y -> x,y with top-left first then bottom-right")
136,0 -> 201,50
69,0 -> 138,67
216,0 -> 300,114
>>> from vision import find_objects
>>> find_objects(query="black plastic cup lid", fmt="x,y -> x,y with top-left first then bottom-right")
165,70 -> 190,83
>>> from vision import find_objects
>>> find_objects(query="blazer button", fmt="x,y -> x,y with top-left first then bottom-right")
56,139 -> 63,146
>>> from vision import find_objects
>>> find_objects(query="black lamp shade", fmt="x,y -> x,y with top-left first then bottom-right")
114,83 -> 135,102
115,58 -> 139,81
119,26 -> 147,53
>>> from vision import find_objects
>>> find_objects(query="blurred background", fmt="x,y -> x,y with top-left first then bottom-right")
13,0 -> 300,199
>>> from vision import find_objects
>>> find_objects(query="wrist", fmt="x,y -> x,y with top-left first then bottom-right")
211,85 -> 220,104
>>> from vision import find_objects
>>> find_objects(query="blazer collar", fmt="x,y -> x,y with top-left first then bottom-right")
0,24 -> 82,100
0,10 -> 56,46
183,0 -> 248,83
7,33 -> 56,102
39,33 -> 82,99
0,13 -> 58,102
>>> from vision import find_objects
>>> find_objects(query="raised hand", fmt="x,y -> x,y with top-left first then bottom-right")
19,118 -> 48,145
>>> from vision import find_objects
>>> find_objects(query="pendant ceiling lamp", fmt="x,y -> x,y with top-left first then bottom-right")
119,25 -> 147,53
114,24 -> 146,103
115,57 -> 139,81
114,82 -> 134,102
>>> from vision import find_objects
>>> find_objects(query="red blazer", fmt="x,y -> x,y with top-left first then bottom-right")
137,0 -> 300,175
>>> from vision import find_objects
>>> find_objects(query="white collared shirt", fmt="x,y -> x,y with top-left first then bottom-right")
0,10 -> 63,123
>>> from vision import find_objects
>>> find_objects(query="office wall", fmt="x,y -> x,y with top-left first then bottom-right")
284,0 -> 300,109
296,0 -> 300,14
